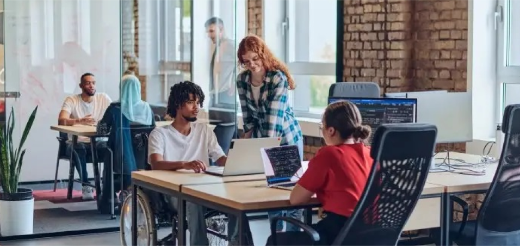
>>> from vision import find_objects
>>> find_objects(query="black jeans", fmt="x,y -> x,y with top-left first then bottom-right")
66,141 -> 106,183
266,211 -> 349,246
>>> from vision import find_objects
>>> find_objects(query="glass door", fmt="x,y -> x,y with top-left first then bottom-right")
1,0 -> 122,238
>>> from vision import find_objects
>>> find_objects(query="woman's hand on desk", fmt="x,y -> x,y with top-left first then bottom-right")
182,160 -> 206,173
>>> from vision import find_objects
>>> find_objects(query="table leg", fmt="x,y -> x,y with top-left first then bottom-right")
131,184 -> 138,246
441,192 -> 452,246
177,197 -> 186,246
238,212 -> 245,246
90,137 -> 101,198
67,136 -> 78,200
304,208 -> 312,225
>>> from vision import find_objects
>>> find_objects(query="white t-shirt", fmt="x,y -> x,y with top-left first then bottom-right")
61,93 -> 112,121
148,123 -> 225,167
61,93 -> 112,142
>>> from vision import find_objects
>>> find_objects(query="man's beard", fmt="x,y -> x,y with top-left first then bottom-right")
182,115 -> 197,122
83,90 -> 96,96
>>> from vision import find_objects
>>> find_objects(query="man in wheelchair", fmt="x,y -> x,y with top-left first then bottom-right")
148,81 -> 228,246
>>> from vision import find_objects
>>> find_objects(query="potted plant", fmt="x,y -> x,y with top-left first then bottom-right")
0,106 -> 38,236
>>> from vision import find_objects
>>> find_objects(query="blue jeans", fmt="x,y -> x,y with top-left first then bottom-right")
228,138 -> 305,243
476,223 -> 520,245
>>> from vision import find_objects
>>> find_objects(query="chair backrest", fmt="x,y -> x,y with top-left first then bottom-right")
328,82 -> 381,98
130,125 -> 155,170
57,132 -> 69,158
149,104 -> 167,121
478,104 -> 520,232
213,122 -> 237,155
333,123 -> 437,246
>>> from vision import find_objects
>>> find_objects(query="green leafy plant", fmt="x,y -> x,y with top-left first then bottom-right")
0,106 -> 38,194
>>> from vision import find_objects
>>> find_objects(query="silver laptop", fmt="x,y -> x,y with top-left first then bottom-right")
205,137 -> 281,176
260,145 -> 303,190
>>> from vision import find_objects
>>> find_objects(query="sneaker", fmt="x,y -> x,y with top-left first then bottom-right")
82,186 -> 95,200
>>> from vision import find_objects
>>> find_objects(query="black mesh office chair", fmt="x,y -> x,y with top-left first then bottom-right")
269,123 -> 438,246
445,104 -> 520,246
328,82 -> 381,98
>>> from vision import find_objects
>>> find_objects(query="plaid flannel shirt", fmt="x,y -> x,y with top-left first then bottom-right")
237,70 -> 302,146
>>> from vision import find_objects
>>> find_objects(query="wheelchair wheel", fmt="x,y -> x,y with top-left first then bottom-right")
205,210 -> 228,246
120,189 -> 157,246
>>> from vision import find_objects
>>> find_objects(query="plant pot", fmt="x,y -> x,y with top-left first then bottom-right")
0,188 -> 34,236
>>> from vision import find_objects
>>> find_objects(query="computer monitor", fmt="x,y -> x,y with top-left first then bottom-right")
327,97 -> 418,139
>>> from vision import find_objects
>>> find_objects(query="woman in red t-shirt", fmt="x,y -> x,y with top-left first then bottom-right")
267,100 -> 374,246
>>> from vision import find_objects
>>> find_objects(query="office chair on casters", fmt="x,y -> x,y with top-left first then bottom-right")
269,123 -> 438,246
439,104 -> 520,246
328,82 -> 381,98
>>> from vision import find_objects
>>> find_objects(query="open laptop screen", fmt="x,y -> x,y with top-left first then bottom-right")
261,145 -> 302,186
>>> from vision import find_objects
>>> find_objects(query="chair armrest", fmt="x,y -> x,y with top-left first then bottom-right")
450,195 -> 469,239
270,216 -> 320,245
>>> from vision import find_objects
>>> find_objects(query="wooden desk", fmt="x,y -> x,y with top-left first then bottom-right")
427,151 -> 497,246
131,170 -> 266,192
181,180 -> 320,246
182,180 -> 319,211
404,182 -> 445,231
131,170 -> 267,246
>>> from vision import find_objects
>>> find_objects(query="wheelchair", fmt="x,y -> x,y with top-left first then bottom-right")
119,187 -> 229,246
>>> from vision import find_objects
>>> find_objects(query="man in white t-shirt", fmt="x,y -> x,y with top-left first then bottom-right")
58,72 -> 112,200
148,81 -> 226,246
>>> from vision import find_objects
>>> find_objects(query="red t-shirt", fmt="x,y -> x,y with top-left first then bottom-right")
297,143 -> 373,218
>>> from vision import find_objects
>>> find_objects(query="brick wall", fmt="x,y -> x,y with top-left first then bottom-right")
342,0 -> 473,223
247,0 -> 263,37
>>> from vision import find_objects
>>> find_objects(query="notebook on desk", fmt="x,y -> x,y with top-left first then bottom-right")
204,137 -> 281,176
260,145 -> 303,191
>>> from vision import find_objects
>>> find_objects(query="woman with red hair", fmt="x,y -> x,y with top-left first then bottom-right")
228,34 -> 304,244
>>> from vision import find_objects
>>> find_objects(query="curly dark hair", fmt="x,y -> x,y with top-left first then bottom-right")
167,81 -> 205,118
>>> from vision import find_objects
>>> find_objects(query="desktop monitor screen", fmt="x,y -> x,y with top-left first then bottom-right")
327,97 -> 418,140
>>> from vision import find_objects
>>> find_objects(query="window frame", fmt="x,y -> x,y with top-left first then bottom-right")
496,0 -> 520,124
280,0 -> 342,118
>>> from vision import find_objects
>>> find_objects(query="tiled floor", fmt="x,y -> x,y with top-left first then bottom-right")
1,218 -> 436,246
1,219 -> 273,246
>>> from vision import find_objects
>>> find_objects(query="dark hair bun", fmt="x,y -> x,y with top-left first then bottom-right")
352,125 -> 371,140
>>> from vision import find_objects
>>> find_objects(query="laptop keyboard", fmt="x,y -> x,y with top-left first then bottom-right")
206,166 -> 224,172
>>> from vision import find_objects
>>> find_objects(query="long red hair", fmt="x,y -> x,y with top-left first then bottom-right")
237,34 -> 296,90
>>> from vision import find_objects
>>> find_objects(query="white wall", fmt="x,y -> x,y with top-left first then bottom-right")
466,0 -> 499,152
4,0 -> 121,182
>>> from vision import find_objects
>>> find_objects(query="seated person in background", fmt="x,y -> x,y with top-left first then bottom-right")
58,72 -> 112,200
97,74 -> 155,213
266,100 -> 374,246
148,81 -> 227,246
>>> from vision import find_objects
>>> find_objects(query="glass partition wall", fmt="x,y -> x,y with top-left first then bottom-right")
0,0 -> 242,239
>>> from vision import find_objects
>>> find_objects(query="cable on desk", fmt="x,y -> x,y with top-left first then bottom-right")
431,150 -> 488,176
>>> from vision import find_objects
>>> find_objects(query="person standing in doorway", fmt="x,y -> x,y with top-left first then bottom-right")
205,17 -> 237,125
